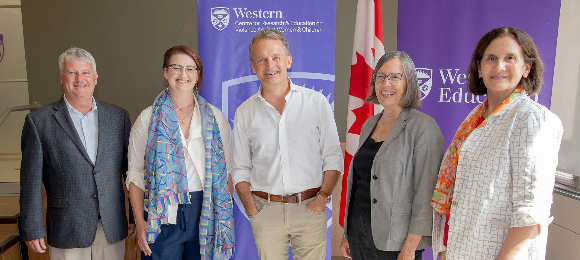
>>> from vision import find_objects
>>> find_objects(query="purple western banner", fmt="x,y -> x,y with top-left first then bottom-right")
398,0 -> 561,149
197,1 -> 336,259
398,1 -> 561,259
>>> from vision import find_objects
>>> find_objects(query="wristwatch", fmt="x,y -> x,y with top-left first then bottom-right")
318,190 -> 331,203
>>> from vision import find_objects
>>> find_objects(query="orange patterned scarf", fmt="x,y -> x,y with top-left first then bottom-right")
431,86 -> 524,216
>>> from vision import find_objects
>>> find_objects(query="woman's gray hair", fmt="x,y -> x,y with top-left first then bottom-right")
248,28 -> 290,60
366,51 -> 421,108
58,47 -> 97,74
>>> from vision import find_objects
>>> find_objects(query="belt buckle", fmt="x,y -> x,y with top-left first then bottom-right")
281,194 -> 291,204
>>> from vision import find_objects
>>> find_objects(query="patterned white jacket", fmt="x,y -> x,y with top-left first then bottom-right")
432,93 -> 563,260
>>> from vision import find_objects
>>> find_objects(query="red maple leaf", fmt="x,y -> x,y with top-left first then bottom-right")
348,103 -> 374,135
349,52 -> 374,99
347,51 -> 375,136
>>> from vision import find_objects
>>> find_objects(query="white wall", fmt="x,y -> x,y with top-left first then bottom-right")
551,0 -> 580,177
546,0 -> 580,258
547,194 -> 580,259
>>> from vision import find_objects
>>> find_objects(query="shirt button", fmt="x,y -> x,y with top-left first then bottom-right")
452,201 -> 458,206
372,175 -> 378,180
93,170 -> 98,175
92,194 -> 98,199
372,199 -> 377,204
283,160 -> 286,163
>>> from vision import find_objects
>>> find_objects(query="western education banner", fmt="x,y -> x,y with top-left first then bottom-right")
397,1 -> 561,259
398,0 -> 561,149
197,1 -> 336,259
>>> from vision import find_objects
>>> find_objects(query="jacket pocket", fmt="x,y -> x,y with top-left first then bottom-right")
490,218 -> 510,229
389,203 -> 412,242
47,197 -> 68,208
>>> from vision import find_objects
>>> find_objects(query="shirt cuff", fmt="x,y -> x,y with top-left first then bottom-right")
167,204 -> 178,224
231,169 -> 251,187
322,156 -> 344,174
408,205 -> 436,236
511,208 -> 551,234
126,169 -> 145,191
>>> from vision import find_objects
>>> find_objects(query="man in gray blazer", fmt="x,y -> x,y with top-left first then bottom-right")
20,47 -> 135,260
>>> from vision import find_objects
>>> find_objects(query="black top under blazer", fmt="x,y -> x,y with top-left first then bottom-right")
20,97 -> 132,248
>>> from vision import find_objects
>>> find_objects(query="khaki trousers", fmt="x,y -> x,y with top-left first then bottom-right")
249,194 -> 327,260
49,220 -> 125,260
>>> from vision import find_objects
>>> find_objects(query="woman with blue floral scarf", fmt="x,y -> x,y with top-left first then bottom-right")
127,45 -> 234,260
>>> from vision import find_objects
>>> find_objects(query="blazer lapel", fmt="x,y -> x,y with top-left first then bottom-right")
358,113 -> 381,151
52,98 -> 94,165
94,100 -> 108,167
374,108 -> 414,161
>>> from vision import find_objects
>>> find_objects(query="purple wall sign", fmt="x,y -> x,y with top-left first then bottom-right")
197,1 -> 336,259
398,0 -> 561,149
398,1 -> 561,260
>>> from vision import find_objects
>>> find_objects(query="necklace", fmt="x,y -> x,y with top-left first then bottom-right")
176,108 -> 194,126
175,102 -> 194,112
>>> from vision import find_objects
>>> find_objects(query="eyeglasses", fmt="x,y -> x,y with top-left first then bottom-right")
481,54 -> 521,65
375,73 -> 405,84
167,64 -> 199,76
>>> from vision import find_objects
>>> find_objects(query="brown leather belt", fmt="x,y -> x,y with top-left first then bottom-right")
252,187 -> 321,203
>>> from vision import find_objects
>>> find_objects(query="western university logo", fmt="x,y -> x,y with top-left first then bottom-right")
211,7 -> 230,31
0,34 -> 4,63
416,68 -> 432,100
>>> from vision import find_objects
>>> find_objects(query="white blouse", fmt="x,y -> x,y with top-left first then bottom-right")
126,96 -> 231,224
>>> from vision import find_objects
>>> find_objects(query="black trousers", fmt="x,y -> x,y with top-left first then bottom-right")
347,209 -> 424,260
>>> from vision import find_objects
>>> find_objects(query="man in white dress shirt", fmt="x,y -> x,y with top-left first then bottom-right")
232,28 -> 344,259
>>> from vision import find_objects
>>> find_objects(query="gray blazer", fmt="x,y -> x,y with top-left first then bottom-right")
20,97 -> 132,248
343,108 -> 445,251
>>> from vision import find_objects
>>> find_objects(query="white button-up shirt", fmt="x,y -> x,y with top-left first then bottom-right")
64,95 -> 98,164
126,96 -> 231,223
232,80 -> 343,195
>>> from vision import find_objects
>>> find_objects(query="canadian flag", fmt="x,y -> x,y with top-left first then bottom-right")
339,0 -> 385,227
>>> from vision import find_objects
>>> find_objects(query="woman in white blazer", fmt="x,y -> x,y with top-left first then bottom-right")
431,27 -> 563,260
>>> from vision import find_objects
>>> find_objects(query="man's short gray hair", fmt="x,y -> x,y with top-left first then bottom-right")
58,47 -> 97,74
248,28 -> 290,60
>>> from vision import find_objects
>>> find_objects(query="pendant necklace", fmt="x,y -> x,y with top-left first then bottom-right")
176,109 -> 194,126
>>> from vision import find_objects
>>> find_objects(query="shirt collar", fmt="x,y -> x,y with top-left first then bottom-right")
256,78 -> 299,100
63,95 -> 98,114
